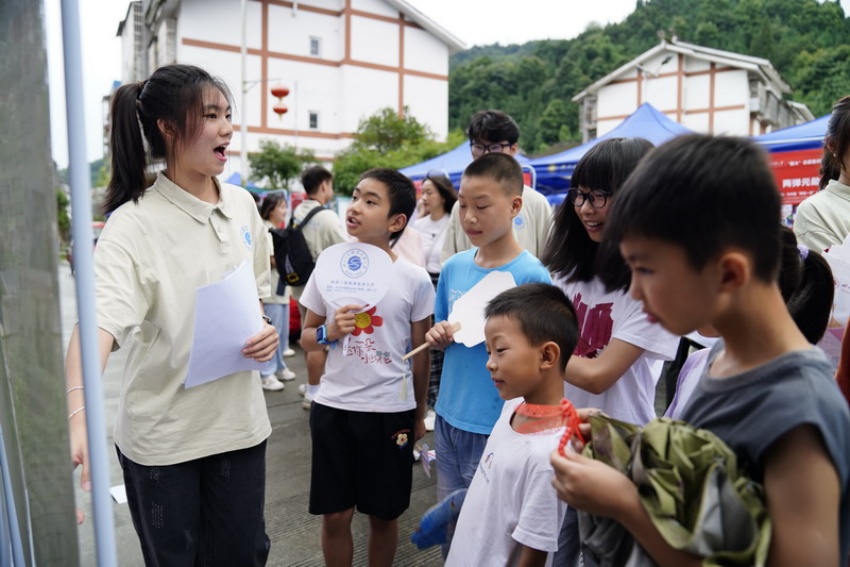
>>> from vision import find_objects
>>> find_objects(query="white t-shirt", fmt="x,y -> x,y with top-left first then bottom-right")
555,276 -> 680,425
413,214 -> 450,273
664,348 -> 711,420
447,398 -> 568,567
299,256 -> 434,412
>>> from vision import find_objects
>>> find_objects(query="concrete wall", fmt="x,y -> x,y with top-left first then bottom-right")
0,0 -> 79,564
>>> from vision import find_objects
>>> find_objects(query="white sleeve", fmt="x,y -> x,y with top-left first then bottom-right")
511,467 -> 567,552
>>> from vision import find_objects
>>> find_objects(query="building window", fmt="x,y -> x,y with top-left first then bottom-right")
310,37 -> 321,57
309,111 -> 319,130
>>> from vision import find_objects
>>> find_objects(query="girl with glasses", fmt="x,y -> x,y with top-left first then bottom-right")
541,138 -> 681,567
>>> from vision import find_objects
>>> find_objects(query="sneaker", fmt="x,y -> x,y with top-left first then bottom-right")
261,375 -> 285,391
283,348 -> 296,357
277,368 -> 296,381
424,409 -> 436,432
301,392 -> 314,410
298,383 -> 307,397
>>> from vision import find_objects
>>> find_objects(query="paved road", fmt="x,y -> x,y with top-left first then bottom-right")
59,262 -> 442,566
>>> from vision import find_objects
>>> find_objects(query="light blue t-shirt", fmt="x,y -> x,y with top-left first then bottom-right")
434,249 -> 552,434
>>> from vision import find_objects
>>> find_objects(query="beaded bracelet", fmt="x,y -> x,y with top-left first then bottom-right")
68,406 -> 86,420
66,386 -> 84,395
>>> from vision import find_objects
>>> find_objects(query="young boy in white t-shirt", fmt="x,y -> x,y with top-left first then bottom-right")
300,169 -> 435,566
446,283 -> 578,567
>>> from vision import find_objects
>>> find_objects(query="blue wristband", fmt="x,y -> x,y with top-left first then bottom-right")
317,324 -> 333,345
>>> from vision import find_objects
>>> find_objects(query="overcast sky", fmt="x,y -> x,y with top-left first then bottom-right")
44,0 -> 849,169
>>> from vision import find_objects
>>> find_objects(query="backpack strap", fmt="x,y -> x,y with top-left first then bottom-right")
291,204 -> 328,230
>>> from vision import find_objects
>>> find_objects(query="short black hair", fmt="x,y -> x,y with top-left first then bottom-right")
462,153 -> 524,197
605,135 -> 782,283
542,137 -> 654,291
301,165 -> 333,195
467,110 -> 520,145
358,168 -> 416,245
485,283 -> 579,372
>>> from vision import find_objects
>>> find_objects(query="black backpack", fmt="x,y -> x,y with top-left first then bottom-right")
270,206 -> 328,287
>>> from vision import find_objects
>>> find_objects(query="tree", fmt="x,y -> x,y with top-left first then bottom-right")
355,107 -> 431,154
249,140 -> 315,189
446,0 -> 850,153
331,107 -> 462,195
56,189 -> 70,245
539,99 -> 571,146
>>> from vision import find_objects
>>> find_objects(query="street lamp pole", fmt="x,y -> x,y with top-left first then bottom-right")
240,0 -> 249,185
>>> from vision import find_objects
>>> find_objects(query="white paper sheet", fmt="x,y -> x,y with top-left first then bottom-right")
109,484 -> 128,504
184,260 -> 268,388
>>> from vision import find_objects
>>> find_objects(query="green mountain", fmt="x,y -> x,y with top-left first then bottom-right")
448,0 -> 850,153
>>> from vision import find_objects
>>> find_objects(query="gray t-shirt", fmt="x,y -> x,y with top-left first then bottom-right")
681,342 -> 850,562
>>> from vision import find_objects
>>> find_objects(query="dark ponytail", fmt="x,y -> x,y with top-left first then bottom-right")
819,95 -> 850,190
102,65 -> 233,214
778,226 -> 834,344
103,82 -> 148,214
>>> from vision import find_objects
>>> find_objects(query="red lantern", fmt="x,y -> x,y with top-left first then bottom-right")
273,105 -> 289,119
270,85 -> 290,99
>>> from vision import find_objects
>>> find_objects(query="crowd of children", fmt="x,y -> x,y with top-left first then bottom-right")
70,61 -> 850,566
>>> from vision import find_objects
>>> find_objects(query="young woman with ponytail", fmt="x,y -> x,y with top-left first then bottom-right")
64,64 -> 277,565
793,95 -> 850,252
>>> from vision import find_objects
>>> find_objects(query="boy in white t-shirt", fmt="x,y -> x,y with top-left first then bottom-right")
446,283 -> 578,567
300,168 -> 435,566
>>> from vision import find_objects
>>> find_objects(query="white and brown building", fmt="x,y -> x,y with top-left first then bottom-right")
573,37 -> 814,143
117,0 -> 464,173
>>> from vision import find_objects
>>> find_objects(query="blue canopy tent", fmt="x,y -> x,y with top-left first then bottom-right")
530,103 -> 695,196
399,142 -> 531,188
752,114 -> 829,152
224,172 -> 266,193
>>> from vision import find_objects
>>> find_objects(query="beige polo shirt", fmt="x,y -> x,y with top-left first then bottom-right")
94,172 -> 272,466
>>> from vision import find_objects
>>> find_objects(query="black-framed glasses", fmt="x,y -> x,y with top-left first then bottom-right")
567,188 -> 612,209
470,142 -> 513,156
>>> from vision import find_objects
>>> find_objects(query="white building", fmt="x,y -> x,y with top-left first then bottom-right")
116,0 -> 464,177
573,37 -> 814,143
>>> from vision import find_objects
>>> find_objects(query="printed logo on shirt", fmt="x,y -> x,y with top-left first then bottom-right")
447,288 -> 465,315
240,226 -> 253,250
513,214 -> 526,229
478,452 -> 495,483
340,248 -> 370,278
343,337 -> 392,364
572,292 -> 613,358
391,429 -> 411,449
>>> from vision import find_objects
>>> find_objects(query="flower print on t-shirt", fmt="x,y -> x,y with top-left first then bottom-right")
343,306 -> 391,364
352,306 -> 383,335
572,292 -> 613,358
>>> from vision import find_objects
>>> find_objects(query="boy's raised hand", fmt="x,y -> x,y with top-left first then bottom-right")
329,303 -> 363,340
425,320 -> 458,349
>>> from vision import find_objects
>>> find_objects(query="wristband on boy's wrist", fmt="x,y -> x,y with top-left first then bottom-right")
316,324 -> 336,345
